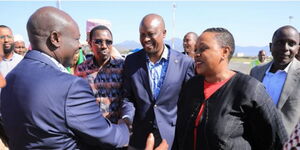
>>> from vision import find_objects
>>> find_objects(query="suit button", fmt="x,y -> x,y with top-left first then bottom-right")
154,104 -> 157,108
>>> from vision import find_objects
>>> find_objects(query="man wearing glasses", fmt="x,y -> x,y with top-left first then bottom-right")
76,25 -> 125,124
0,25 -> 23,77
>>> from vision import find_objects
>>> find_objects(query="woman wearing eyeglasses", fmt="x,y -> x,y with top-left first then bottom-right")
173,28 -> 288,150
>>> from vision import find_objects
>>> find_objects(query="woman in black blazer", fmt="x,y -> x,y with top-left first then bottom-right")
173,28 -> 288,150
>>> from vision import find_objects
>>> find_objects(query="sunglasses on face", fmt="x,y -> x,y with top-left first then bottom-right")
93,39 -> 113,46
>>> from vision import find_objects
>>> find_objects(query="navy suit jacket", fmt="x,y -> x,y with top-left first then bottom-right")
122,46 -> 195,149
1,50 -> 129,149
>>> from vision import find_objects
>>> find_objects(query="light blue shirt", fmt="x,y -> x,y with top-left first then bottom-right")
146,45 -> 169,100
262,62 -> 291,105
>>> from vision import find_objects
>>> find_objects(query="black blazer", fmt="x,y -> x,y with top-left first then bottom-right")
173,72 -> 288,150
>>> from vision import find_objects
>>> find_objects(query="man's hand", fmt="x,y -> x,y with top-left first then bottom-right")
145,133 -> 168,150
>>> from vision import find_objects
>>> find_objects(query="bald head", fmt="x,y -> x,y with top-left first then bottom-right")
27,6 -> 78,50
139,14 -> 167,60
140,14 -> 165,31
272,25 -> 299,42
27,6 -> 80,67
184,32 -> 198,41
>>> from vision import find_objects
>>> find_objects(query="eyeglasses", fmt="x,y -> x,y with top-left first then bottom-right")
93,39 -> 113,46
0,35 -> 13,39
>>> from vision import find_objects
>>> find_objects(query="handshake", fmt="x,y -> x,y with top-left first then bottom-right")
145,133 -> 168,150
118,118 -> 168,150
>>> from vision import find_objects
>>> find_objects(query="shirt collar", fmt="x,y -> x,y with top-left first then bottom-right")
146,45 -> 169,62
39,51 -> 69,73
161,45 -> 169,60
266,60 -> 292,74
3,52 -> 19,61
92,56 -> 122,67
284,60 -> 292,72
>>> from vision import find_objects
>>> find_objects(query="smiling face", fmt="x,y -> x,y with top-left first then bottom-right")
89,29 -> 112,63
71,50 -> 80,67
270,27 -> 299,67
139,17 -> 166,55
0,27 -> 14,55
195,32 -> 226,76
59,22 -> 81,67
183,33 -> 197,58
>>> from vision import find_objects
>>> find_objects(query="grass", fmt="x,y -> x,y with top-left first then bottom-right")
231,57 -> 256,63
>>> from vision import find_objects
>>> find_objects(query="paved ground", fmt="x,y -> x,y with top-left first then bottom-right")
229,61 -> 252,75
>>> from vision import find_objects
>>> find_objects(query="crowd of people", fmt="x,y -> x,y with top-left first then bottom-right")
0,6 -> 299,150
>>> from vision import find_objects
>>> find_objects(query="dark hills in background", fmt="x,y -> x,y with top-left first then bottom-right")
235,45 -> 270,57
114,38 -> 270,57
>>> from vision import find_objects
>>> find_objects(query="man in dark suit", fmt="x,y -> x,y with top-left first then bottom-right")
0,6 -> 129,149
122,14 -> 194,150
182,32 -> 197,59
250,25 -> 300,136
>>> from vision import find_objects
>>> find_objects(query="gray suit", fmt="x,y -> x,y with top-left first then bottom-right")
250,58 -> 300,135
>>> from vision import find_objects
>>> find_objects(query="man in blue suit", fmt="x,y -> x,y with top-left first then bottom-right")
0,7 -> 129,149
122,14 -> 195,150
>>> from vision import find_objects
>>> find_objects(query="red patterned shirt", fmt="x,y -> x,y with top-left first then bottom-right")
284,122 -> 300,150
75,57 -> 124,123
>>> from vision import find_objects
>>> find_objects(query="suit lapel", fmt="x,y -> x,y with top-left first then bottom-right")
277,59 -> 300,109
138,50 -> 154,101
25,50 -> 61,71
257,62 -> 272,81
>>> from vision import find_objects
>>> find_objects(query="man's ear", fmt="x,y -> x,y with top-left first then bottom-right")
269,42 -> 272,52
163,29 -> 167,38
50,31 -> 61,49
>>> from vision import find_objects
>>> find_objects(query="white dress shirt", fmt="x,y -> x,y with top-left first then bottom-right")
39,51 -> 69,73
0,52 -> 23,77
